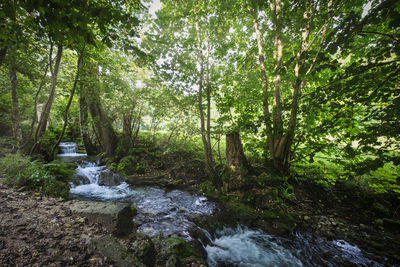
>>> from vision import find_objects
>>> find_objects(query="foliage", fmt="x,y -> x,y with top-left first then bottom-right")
0,0 -> 399,205
0,154 -> 71,199
117,155 -> 138,176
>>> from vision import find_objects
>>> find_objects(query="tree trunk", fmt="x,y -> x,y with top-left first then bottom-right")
253,12 -> 274,160
195,2 -> 216,182
87,65 -> 117,157
50,43 -> 86,158
30,44 -> 63,156
0,47 -> 7,68
224,131 -> 248,192
273,0 -> 313,173
132,108 -> 142,145
19,62 -> 49,150
270,0 -> 284,137
122,114 -> 133,141
79,82 -> 97,155
9,65 -> 22,146
205,24 -> 214,167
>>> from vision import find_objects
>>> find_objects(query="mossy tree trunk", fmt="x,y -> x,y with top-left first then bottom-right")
86,64 -> 117,157
79,82 -> 97,155
224,131 -> 249,192
9,64 -> 22,146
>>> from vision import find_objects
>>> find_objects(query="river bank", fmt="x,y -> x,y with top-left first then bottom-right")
1,140 -> 399,266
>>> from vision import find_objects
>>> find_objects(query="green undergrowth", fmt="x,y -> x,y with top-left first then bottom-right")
0,153 -> 75,199
200,178 -> 297,233
107,133 -> 208,182
293,158 -> 400,198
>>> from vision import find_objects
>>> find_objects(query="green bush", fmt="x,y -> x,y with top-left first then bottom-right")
117,155 -> 137,176
0,154 -> 71,199
199,181 -> 215,195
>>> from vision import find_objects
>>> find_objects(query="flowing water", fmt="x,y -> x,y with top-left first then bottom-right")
59,142 -> 387,266
58,142 -> 87,157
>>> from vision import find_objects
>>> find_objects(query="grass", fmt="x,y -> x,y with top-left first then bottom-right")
0,153 -> 73,199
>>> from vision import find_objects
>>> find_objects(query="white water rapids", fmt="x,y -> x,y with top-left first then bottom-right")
58,142 -> 386,266
57,142 -> 87,157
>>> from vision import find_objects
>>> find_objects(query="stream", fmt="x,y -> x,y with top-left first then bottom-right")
59,142 -> 386,266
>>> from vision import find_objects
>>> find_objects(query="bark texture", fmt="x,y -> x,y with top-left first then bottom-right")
86,65 -> 117,157
9,65 -> 22,145
224,132 -> 248,192
79,82 -> 96,155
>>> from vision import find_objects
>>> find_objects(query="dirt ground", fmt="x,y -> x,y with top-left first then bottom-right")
0,184 -> 115,266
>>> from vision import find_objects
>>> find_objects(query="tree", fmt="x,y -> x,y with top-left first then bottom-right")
30,43 -> 63,155
80,56 -> 118,157
194,0 -> 215,180
310,0 -> 400,174
50,43 -> 86,158
0,0 -> 144,156
8,62 -> 22,146
143,0 -> 220,184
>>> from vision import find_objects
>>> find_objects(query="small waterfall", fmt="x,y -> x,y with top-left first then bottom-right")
70,160 -> 132,200
58,142 -> 86,157
59,142 -> 77,154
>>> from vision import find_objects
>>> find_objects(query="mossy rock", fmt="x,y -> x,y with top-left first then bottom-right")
44,161 -> 76,182
127,233 -> 156,267
156,237 -> 204,267
163,238 -> 198,259
91,236 -> 144,267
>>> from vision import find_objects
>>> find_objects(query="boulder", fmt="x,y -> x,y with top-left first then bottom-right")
70,201 -> 134,236
127,233 -> 156,267
98,169 -> 125,186
154,237 -> 206,267
91,235 -> 145,267
70,174 -> 90,186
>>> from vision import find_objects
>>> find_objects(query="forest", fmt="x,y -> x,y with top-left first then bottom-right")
0,0 -> 399,266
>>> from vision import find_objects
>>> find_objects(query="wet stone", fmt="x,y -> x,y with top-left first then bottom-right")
69,201 -> 134,236
90,235 -> 145,267
98,170 -> 125,186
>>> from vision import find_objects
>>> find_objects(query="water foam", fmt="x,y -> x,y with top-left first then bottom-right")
57,142 -> 87,157
205,226 -> 303,267
70,182 -> 133,200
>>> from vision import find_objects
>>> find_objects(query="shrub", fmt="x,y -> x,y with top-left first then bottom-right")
117,155 -> 137,176
0,154 -> 71,199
